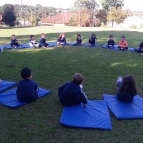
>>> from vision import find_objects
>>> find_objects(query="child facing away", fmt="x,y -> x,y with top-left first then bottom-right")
10,34 -> 20,48
118,36 -> 128,51
134,42 -> 143,55
74,34 -> 82,46
58,73 -> 87,106
116,75 -> 137,102
39,33 -> 49,48
107,35 -> 115,49
29,35 -> 39,48
57,33 -> 66,46
88,33 -> 97,46
16,68 -> 39,103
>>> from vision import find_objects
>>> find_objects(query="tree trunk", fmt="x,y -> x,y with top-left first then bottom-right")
112,21 -> 114,27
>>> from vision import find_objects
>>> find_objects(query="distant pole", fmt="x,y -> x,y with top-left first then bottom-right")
93,0 -> 96,27
78,3 -> 81,27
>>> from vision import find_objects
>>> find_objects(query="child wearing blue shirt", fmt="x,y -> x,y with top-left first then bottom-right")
58,73 -> 87,106
74,34 -> 82,46
107,35 -> 115,49
16,68 -> 39,103
10,34 -> 20,48
116,75 -> 137,102
39,33 -> 49,48
57,33 -> 66,46
88,33 -> 97,46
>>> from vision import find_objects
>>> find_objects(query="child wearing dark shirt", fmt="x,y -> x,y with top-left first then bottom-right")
10,34 -> 20,48
57,33 -> 66,46
118,36 -> 128,51
107,35 -> 115,49
16,68 -> 39,103
58,73 -> 87,106
39,33 -> 49,48
74,34 -> 82,46
116,75 -> 137,102
134,42 -> 143,55
88,33 -> 97,46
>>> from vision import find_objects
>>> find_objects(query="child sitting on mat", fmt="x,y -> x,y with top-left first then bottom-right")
74,34 -> 82,46
118,36 -> 128,51
134,42 -> 143,55
58,73 -> 87,106
29,35 -> 39,48
39,33 -> 49,48
116,75 -> 137,102
16,68 -> 39,103
88,33 -> 97,46
57,33 -> 66,46
107,35 -> 115,49
10,34 -> 20,48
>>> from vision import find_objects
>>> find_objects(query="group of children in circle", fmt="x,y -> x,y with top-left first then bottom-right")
15,67 -> 137,106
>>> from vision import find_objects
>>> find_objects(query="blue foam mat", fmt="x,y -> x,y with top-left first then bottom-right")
0,88 -> 51,108
0,80 -> 17,93
82,43 -> 102,47
102,44 -> 134,51
60,100 -> 112,130
103,94 -> 143,119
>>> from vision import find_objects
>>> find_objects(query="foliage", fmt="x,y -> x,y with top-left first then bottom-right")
99,0 -> 124,11
107,7 -> 128,27
2,4 -> 16,27
96,9 -> 107,25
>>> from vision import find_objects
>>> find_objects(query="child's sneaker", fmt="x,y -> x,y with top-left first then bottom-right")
116,76 -> 122,84
0,47 -> 3,53
141,53 -> 143,56
15,46 -> 17,48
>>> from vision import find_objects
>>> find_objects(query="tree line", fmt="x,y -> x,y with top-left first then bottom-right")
0,0 -> 129,27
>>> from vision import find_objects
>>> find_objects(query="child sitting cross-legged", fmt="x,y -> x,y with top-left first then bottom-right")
74,34 -> 82,46
106,35 -> 115,49
58,73 -> 87,106
39,33 -> 49,48
88,33 -> 97,46
16,68 -> 39,103
29,35 -> 39,48
134,42 -> 143,55
57,33 -> 66,46
116,75 -> 137,102
118,36 -> 128,51
10,34 -> 20,48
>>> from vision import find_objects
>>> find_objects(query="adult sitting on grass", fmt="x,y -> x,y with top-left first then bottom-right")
134,42 -> 143,55
118,36 -> 128,51
116,75 -> 137,102
57,33 -> 66,46
10,34 -> 20,48
58,73 -> 87,106
16,68 -> 39,103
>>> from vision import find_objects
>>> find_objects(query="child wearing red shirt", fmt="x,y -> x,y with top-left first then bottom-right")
118,36 -> 128,51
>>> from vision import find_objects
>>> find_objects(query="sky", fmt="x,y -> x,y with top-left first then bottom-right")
0,0 -> 143,11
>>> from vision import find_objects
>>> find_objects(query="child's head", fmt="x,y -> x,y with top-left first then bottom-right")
30,35 -> 34,40
61,33 -> 65,38
12,34 -> 16,39
77,34 -> 81,39
120,75 -> 137,96
91,33 -> 97,39
72,73 -> 83,85
21,68 -> 32,79
121,36 -> 125,41
41,33 -> 45,38
109,35 -> 113,40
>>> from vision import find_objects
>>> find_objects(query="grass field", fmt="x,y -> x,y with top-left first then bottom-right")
0,26 -> 143,143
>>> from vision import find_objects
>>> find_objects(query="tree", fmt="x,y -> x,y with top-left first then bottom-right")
2,4 -> 16,27
96,9 -> 107,26
107,6 -> 128,27
99,0 -> 124,11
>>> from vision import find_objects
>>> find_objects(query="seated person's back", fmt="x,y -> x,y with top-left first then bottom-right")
58,73 -> 87,106
16,68 -> 39,103
116,75 -> 137,102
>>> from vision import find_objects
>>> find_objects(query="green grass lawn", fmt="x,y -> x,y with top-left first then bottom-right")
0,26 -> 143,143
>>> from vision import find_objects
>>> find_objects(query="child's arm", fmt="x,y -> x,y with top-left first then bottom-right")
58,83 -> 67,96
64,38 -> 67,44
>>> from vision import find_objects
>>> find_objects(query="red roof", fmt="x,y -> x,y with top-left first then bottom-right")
40,12 -> 74,24
0,14 -> 2,21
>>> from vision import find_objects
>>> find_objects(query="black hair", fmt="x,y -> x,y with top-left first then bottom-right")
121,36 -> 125,39
77,34 -> 81,39
91,33 -> 97,39
109,35 -> 113,38
21,68 -> 32,79
30,35 -> 34,38
120,75 -> 137,96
